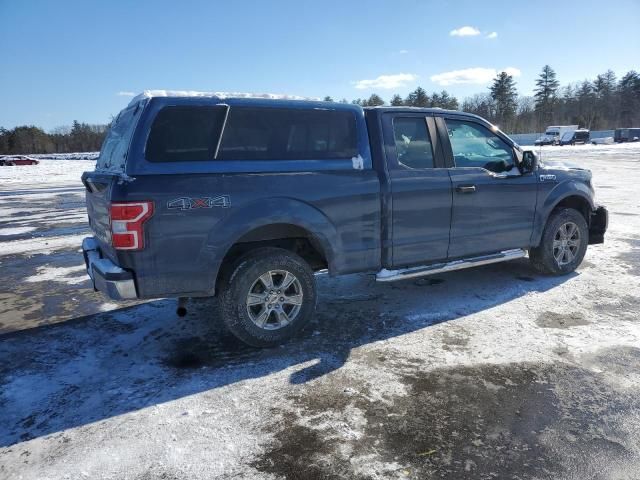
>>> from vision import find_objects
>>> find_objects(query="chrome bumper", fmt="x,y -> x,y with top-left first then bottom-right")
82,237 -> 138,300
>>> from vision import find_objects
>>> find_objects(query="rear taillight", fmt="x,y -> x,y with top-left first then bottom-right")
110,201 -> 154,250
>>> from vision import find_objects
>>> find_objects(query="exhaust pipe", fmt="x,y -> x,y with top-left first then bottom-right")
176,297 -> 188,317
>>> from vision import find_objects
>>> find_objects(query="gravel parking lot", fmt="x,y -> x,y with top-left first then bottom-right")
1,144 -> 639,479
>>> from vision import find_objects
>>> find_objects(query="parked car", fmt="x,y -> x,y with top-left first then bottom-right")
534,125 -> 579,146
560,129 -> 590,146
0,155 -> 39,166
614,128 -> 640,143
82,93 -> 608,347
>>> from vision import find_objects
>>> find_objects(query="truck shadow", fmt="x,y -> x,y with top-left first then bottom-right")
0,258 -> 576,447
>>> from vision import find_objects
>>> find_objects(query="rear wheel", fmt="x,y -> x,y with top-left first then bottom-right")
530,208 -> 589,275
218,248 -> 317,347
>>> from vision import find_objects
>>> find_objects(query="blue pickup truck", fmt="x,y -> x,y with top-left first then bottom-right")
82,92 -> 608,346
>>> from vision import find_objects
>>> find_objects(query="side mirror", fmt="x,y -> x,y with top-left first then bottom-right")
521,150 -> 538,174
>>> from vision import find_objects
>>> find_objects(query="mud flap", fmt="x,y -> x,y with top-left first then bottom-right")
588,206 -> 608,244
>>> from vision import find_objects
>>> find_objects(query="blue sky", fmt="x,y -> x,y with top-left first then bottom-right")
1,0 -> 638,130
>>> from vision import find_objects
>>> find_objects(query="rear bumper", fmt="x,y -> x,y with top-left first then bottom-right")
82,237 -> 138,300
589,206 -> 608,245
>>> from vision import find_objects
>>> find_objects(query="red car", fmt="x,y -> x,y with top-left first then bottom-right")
0,155 -> 40,166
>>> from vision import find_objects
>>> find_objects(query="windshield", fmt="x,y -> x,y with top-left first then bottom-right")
96,101 -> 143,172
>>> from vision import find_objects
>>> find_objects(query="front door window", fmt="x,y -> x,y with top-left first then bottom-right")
446,120 -> 516,174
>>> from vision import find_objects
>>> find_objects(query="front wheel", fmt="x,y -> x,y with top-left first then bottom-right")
529,208 -> 589,275
218,248 -> 317,347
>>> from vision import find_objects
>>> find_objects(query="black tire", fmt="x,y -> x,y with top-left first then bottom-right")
218,247 -> 317,347
529,208 -> 589,275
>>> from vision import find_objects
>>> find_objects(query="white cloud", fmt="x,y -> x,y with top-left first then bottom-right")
352,73 -> 418,90
430,67 -> 521,86
116,91 -> 135,97
398,49 -> 409,54
486,31 -> 498,39
502,67 -> 521,77
450,26 -> 480,37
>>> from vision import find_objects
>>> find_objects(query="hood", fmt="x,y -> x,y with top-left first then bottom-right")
540,159 -> 592,181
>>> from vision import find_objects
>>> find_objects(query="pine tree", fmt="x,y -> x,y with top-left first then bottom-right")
576,81 -> 597,129
533,65 -> 560,127
404,87 -> 429,107
323,96 -> 333,102
435,90 -> 459,110
593,70 -> 617,128
366,94 -> 385,106
490,71 -> 518,130
618,71 -> 640,126
390,94 -> 404,106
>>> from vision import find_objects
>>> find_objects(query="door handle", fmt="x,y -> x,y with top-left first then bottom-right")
456,185 -> 476,193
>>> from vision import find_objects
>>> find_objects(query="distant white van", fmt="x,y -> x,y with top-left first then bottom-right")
535,125 -> 579,146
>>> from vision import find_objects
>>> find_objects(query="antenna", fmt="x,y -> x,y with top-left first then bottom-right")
537,118 -> 543,162
538,134 -> 543,161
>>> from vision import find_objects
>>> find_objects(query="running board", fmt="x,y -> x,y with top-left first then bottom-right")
376,249 -> 527,282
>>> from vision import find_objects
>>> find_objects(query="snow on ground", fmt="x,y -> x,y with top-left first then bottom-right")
0,159 -> 94,187
0,143 -> 640,479
24,264 -> 87,285
0,226 -> 36,236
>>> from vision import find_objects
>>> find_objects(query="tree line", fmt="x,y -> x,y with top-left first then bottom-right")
0,121 -> 108,155
1,66 -> 639,155
328,66 -> 640,134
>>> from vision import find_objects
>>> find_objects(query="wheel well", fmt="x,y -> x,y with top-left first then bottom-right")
552,196 -> 590,224
215,224 -> 328,292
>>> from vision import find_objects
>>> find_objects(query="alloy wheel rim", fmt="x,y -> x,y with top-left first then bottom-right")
246,270 -> 303,330
553,221 -> 581,266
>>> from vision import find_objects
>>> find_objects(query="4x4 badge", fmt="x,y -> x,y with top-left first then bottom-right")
167,196 -> 231,210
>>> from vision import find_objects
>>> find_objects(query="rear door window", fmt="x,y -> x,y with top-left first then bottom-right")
217,107 -> 358,160
145,106 -> 227,162
392,117 -> 434,169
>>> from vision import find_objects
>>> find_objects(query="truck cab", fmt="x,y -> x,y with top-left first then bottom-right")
82,93 -> 608,346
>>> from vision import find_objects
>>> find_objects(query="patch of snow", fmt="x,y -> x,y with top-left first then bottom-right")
0,234 -> 86,257
129,89 -> 320,106
0,226 -> 36,236
24,264 -> 87,285
98,302 -> 121,312
376,268 -> 397,279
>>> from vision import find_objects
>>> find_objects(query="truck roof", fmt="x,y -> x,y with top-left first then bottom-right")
126,90 -> 363,112
364,106 -> 493,124
128,90 -> 320,105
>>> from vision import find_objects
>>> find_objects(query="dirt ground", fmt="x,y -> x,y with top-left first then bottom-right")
1,144 -> 639,479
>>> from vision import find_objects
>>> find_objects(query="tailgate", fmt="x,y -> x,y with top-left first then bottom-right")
81,171 -> 117,259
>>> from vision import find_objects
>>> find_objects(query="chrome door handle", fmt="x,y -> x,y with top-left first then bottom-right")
456,185 -> 476,193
